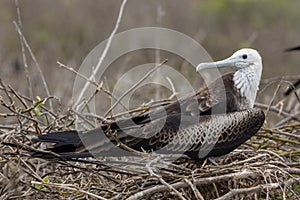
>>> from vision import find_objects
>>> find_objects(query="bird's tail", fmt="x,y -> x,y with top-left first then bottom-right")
2,130 -> 88,158
31,130 -> 88,157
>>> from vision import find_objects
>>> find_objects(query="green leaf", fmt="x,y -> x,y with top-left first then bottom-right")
34,176 -> 49,191
140,146 -> 147,153
33,107 -> 41,116
42,176 -> 49,183
36,96 -> 42,101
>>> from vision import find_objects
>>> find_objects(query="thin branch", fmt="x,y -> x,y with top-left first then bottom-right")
30,181 -> 107,200
18,156 -> 43,182
73,64 -> 98,111
13,21 -> 53,110
57,61 -> 98,86
261,75 -> 300,85
166,76 -> 178,100
215,178 -> 299,200
262,127 -> 300,140
0,84 -> 58,119
127,169 -> 258,200
184,178 -> 204,200
266,79 -> 282,118
57,61 -> 128,112
73,0 -> 128,110
275,111 -> 300,127
146,156 -> 187,200
104,59 -> 168,117
106,129 -> 147,157
15,0 -> 32,98
255,102 -> 300,123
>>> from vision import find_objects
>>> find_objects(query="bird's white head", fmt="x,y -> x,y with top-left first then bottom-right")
196,48 -> 263,108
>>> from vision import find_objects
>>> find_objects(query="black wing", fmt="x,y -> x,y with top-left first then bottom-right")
32,108 -> 264,160
30,72 -> 259,159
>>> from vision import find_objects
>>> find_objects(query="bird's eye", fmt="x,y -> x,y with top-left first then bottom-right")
242,54 -> 248,59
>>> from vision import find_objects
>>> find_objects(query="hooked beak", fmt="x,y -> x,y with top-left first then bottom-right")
196,56 -> 241,72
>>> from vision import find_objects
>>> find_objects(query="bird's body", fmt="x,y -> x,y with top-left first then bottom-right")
31,48 -> 265,160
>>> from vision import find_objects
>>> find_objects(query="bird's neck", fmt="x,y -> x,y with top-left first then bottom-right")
233,64 -> 262,108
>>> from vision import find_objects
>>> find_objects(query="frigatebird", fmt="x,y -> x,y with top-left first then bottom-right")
31,48 -> 265,160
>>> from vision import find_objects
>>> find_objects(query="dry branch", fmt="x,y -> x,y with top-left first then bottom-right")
13,22 -> 53,110
104,59 -> 168,117
215,178 -> 300,200
15,0 -> 32,98
73,0 -> 128,110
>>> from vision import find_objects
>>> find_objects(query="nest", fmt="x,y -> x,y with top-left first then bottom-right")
0,78 -> 300,200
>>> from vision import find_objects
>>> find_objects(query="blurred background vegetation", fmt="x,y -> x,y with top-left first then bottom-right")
0,0 -> 299,117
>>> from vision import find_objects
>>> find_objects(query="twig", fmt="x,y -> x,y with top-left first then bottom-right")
57,61 -> 128,112
0,79 -> 14,105
105,129 -> 147,157
82,112 -> 107,122
57,61 -> 98,87
15,0 -> 32,98
74,0 -> 128,110
275,112 -> 300,127
294,92 -> 300,103
284,168 -> 300,175
255,102 -> 300,123
1,96 -> 39,124
18,156 -> 43,182
166,76 -> 178,100
257,133 -> 300,146
257,149 -> 285,163
13,21 -> 53,110
8,85 -> 30,114
261,76 -> 300,85
104,59 -> 168,117
184,178 -> 204,200
72,110 -> 97,129
266,79 -> 282,118
146,156 -> 187,200
73,65 -> 98,111
9,137 -> 63,158
262,127 -> 300,140
107,98 -> 172,120
0,125 -> 16,130
107,106 -> 150,120
159,159 -> 192,173
276,123 -> 300,130
0,84 -> 58,119
210,153 -> 270,169
0,80 -> 41,125
127,169 -> 258,200
215,178 -> 300,200
30,181 -> 107,200
79,80 -> 103,113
